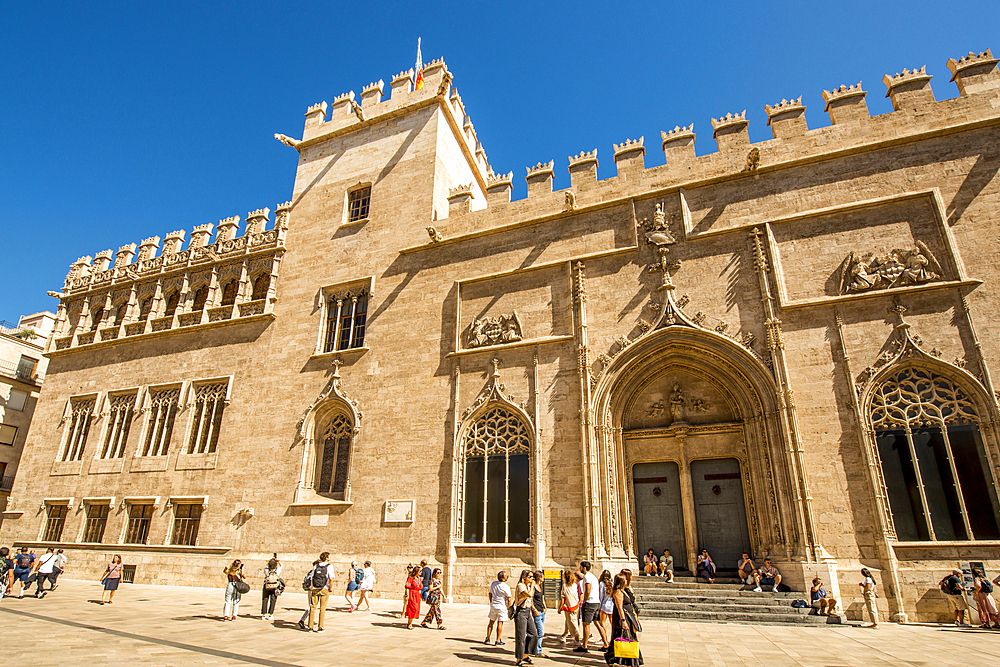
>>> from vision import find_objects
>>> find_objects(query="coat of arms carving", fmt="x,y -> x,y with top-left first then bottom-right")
468,312 -> 523,348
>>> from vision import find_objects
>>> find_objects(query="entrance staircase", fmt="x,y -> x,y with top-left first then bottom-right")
632,572 -> 841,626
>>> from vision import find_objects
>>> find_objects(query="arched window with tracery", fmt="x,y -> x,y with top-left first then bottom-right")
251,274 -> 270,301
191,286 -> 209,312
462,406 -> 531,544
870,365 -> 1000,541
317,413 -> 353,500
220,279 -> 238,306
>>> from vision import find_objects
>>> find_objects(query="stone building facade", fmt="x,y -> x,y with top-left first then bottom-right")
3,49 -> 1000,623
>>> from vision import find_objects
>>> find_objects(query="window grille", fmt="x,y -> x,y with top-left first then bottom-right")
124,504 -> 154,544
317,414 -> 353,499
188,382 -> 227,454
462,407 -> 531,544
251,274 -> 270,301
43,504 -> 69,542
191,286 -> 209,312
324,291 -> 368,353
101,393 -> 136,459
83,504 -> 110,543
63,398 -> 96,461
121,564 -> 137,583
220,280 -> 238,306
871,366 -> 1000,541
347,186 -> 371,223
171,503 -> 202,546
163,293 -> 180,318
142,388 -> 180,456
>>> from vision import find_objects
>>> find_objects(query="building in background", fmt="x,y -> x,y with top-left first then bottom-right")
2,49 -> 1000,624
0,312 -> 55,522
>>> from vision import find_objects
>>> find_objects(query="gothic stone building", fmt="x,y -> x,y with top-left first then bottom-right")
4,49 -> 1000,623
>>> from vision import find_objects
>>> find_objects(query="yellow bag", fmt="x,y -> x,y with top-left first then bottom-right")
614,637 -> 640,659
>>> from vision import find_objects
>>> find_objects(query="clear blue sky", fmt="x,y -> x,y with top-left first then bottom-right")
2,1 -> 997,323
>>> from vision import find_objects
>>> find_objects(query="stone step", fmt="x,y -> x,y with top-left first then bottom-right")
633,583 -> 801,596
637,594 -> 793,607
638,608 -> 839,625
639,601 -> 807,615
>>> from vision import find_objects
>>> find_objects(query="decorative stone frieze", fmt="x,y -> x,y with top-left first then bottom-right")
840,241 -> 943,294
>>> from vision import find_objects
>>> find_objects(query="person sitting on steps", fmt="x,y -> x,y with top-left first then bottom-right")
754,558 -> 782,593
659,549 -> 674,582
737,552 -> 757,587
696,549 -> 716,584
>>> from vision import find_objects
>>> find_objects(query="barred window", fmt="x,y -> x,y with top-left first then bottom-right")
43,504 -> 69,542
83,504 -> 110,543
142,388 -> 180,457
220,280 -> 238,306
347,186 -> 371,223
462,407 -> 531,544
101,393 -> 136,459
63,398 -> 96,461
124,503 -> 153,544
317,414 -> 353,500
171,503 -> 202,546
251,274 -> 270,301
324,291 -> 368,353
188,382 -> 227,454
871,366 -> 1000,541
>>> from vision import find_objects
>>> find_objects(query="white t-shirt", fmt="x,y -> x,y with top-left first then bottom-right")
360,566 -> 376,590
38,553 -> 57,574
599,584 -> 614,613
489,580 -> 512,609
584,571 -> 601,604
54,554 -> 68,569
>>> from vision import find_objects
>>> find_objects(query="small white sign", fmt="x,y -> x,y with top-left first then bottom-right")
310,508 -> 329,526
384,499 -> 414,523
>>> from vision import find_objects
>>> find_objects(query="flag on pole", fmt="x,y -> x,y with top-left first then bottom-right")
414,37 -> 424,90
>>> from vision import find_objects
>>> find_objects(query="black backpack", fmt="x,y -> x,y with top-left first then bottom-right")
981,579 -> 994,594
311,563 -> 329,589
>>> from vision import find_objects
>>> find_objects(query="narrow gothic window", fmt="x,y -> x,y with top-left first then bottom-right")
90,307 -> 104,331
317,414 -> 353,499
164,292 -> 180,318
347,186 -> 371,223
188,382 -> 227,454
171,503 -> 203,546
463,407 -> 531,544
220,280 -> 238,306
142,388 -> 180,456
871,366 -> 1000,541
251,274 -> 270,301
43,504 -> 69,542
113,302 -> 127,326
63,397 -> 95,461
83,504 -> 110,543
324,292 -> 369,352
191,286 -> 209,312
101,393 -> 136,459
138,297 -> 152,321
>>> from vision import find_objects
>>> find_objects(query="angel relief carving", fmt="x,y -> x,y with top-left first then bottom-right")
840,240 -> 943,295
467,312 -> 523,348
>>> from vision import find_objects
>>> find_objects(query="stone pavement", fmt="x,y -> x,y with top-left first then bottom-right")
2,579 -> 1000,666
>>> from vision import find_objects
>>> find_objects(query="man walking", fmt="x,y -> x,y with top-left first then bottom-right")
10,547 -> 34,598
939,569 -> 970,627
49,549 -> 67,591
419,560 -> 433,601
306,552 -> 334,633
31,548 -> 58,598
485,570 -> 511,645
573,561 -> 607,653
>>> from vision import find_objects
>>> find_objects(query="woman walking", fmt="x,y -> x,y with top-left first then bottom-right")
557,569 -> 581,644
858,568 -> 879,629
357,560 -> 376,611
404,565 -> 422,629
512,569 -> 539,666
260,558 -> 282,620
421,568 -> 446,630
222,559 -> 245,621
531,571 -> 548,658
605,574 -> 643,666
99,555 -> 124,605
599,570 -> 614,650
973,568 -> 999,628
345,561 -> 361,611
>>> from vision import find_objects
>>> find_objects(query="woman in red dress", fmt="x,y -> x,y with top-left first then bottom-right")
404,565 -> 422,629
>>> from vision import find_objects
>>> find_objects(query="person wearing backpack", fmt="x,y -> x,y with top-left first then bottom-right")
11,547 -> 34,598
937,569 -> 970,627
260,558 -> 283,621
222,559 -> 246,621
973,568 -> 999,628
345,560 -> 361,612
0,547 -> 13,600
306,552 -> 334,632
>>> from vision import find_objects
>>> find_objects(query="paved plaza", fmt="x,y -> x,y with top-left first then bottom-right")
2,580 -> 1000,666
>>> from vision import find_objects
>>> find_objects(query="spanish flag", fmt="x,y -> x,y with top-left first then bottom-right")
414,38 -> 424,90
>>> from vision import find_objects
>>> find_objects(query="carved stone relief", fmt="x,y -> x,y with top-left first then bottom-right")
840,240 -> 943,294
467,312 -> 523,348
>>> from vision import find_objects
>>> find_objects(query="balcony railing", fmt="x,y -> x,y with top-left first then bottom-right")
0,320 -> 41,342
0,475 -> 14,492
0,358 -> 43,384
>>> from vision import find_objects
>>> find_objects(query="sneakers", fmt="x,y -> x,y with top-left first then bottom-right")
495,640 -> 505,646
297,620 -> 307,630
573,647 -> 589,653
772,586 -> 779,593
753,586 -> 762,592
316,628 -> 326,633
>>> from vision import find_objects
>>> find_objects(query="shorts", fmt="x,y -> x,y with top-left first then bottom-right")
945,593 -> 969,611
13,568 -> 30,582
581,602 -> 600,624
347,581 -> 359,591
760,577 -> 775,587
488,606 -> 507,621
601,600 -> 614,614
810,599 -> 824,608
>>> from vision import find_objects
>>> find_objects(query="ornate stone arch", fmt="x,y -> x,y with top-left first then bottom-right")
294,361 -> 363,504
588,291 -> 800,564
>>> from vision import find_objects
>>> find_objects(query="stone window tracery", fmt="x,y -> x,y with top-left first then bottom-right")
142,388 -> 180,457
137,297 -> 152,322
870,365 -> 1000,541
251,274 -> 270,301
187,382 -> 227,454
90,306 -> 104,331
191,285 -> 209,312
220,279 -> 238,306
62,397 -> 95,461
317,413 -> 353,499
163,292 -> 180,318
100,392 -> 136,459
462,406 -> 531,544
324,291 -> 368,352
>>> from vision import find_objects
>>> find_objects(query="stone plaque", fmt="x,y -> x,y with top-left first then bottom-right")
384,499 -> 414,523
